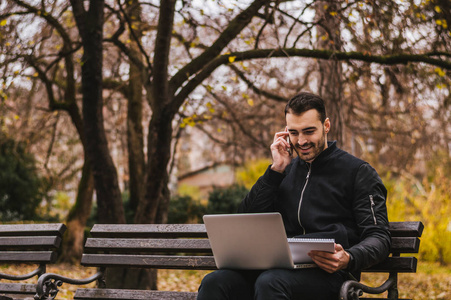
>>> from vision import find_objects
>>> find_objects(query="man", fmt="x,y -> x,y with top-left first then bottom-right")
197,92 -> 391,300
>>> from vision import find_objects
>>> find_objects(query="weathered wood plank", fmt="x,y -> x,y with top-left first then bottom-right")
389,222 -> 424,237
84,238 -> 212,253
0,251 -> 57,263
90,224 -> 207,238
74,289 -> 197,300
0,237 -> 61,250
359,298 -> 411,300
0,224 -> 66,237
81,254 -> 217,270
364,257 -> 417,273
0,283 -> 37,294
390,237 -> 420,253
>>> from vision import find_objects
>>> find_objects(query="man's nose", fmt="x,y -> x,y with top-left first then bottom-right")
297,136 -> 308,145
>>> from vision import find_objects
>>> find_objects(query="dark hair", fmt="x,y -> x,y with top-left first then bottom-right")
284,92 -> 327,123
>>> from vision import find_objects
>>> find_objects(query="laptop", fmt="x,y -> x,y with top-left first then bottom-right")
203,213 -> 332,270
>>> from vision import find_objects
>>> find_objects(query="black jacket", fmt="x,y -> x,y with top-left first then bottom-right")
238,141 -> 391,278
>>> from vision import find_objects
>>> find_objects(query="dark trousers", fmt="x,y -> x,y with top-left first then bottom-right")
197,268 -> 348,300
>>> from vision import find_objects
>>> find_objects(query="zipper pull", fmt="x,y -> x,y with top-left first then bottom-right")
369,195 -> 377,225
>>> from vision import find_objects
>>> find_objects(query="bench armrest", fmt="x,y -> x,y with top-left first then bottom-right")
0,264 -> 45,281
34,269 -> 105,300
339,275 -> 396,300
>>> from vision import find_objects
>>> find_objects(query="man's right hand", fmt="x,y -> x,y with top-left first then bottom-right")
270,129 -> 293,173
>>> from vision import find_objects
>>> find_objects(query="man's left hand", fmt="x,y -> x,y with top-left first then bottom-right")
308,243 -> 350,273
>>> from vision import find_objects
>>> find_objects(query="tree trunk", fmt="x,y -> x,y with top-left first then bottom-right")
60,161 -> 94,263
315,1 -> 345,144
127,0 -> 146,216
135,113 -> 173,224
70,0 -> 125,224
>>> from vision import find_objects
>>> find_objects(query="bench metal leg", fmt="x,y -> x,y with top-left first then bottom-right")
339,275 -> 397,300
387,272 -> 398,299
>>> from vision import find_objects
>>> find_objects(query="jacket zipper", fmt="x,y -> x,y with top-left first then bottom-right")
297,163 -> 311,234
369,195 -> 377,225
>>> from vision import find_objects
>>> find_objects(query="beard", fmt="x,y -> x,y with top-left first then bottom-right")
296,130 -> 327,163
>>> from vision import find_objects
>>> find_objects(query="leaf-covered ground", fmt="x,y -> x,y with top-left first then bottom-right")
1,262 -> 449,299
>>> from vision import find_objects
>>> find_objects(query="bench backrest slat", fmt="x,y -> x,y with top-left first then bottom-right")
84,238 -> 211,253
389,221 -> 423,237
0,251 -> 57,263
81,254 -> 216,270
390,237 -> 420,253
0,224 -> 67,237
365,257 -> 417,273
90,224 -> 207,238
0,236 -> 62,250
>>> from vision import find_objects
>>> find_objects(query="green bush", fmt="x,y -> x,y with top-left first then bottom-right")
206,184 -> 249,214
0,135 -> 42,221
168,194 -> 206,224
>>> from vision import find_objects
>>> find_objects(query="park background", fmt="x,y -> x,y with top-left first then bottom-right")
0,0 -> 450,298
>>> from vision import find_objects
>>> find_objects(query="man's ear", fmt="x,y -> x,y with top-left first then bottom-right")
324,118 -> 331,134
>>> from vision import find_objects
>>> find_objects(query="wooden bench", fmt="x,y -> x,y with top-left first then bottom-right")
340,221 -> 424,300
34,221 -> 423,300
0,223 -> 67,300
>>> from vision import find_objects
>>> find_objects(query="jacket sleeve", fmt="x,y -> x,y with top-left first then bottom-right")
346,163 -> 391,273
238,166 -> 285,213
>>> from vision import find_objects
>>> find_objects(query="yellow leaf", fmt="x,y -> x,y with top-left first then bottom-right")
434,68 -> 445,77
329,12 -> 337,17
14,115 -> 19,120
435,6 -> 441,13
247,99 -> 254,106
436,19 -> 442,26
222,85 -> 227,91
33,72 -> 39,77
0,19 -> 7,26
228,56 -> 236,63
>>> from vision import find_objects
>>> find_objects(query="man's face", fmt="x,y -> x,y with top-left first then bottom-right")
286,109 -> 330,163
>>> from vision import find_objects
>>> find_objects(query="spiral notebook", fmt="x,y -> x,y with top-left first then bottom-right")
203,213 -> 335,270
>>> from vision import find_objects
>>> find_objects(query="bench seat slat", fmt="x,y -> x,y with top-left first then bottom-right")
74,288 -> 197,300
90,224 -> 207,238
0,251 -> 57,263
364,257 -> 417,273
81,254 -> 217,270
0,237 -> 62,250
0,282 -> 37,294
0,224 -> 66,237
84,238 -> 211,253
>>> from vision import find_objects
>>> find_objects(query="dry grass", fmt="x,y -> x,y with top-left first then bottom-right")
1,262 -> 449,299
